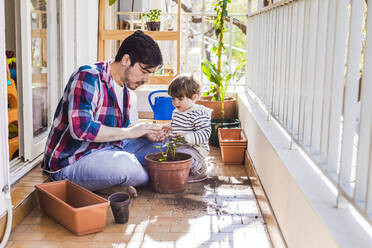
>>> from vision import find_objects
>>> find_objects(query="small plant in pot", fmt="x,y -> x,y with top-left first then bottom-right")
145,136 -> 192,194
198,0 -> 246,147
140,9 -> 162,31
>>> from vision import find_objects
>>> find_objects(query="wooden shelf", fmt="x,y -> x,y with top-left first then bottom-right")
100,30 -> 179,41
98,0 -> 181,84
148,75 -> 175,85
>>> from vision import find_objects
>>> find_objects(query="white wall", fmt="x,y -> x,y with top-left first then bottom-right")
75,0 -> 98,66
60,0 -> 98,90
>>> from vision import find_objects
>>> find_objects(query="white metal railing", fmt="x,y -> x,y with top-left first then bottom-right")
246,0 -> 372,224
181,12 -> 247,88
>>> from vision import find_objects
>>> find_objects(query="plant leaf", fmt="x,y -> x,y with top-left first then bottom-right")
201,60 -> 222,85
109,0 -> 116,6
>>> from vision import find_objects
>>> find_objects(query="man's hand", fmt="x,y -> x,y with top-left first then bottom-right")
126,122 -> 164,139
143,123 -> 173,142
94,122 -> 169,142
145,132 -> 165,142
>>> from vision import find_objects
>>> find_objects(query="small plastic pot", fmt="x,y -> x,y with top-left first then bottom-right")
108,192 -> 130,224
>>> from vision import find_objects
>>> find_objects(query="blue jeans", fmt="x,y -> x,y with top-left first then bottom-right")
51,138 -> 162,191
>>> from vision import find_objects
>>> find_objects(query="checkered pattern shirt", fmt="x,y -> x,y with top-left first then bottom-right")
43,61 -> 130,172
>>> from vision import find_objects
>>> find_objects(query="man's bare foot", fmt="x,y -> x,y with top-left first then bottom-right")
127,186 -> 138,198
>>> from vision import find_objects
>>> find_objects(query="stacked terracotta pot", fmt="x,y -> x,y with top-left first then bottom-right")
218,128 -> 248,164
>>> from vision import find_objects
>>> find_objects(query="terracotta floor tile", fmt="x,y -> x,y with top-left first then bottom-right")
8,232 -> 45,241
144,222 -> 171,233
148,208 -> 174,218
122,223 -> 150,234
123,240 -> 169,248
130,197 -> 153,207
153,216 -> 192,224
189,224 -> 219,233
6,147 -> 272,248
102,222 -> 125,233
129,205 -> 152,217
62,241 -> 115,248
4,241 -> 14,248
168,233 -> 195,247
40,232 -> 75,242
12,224 -> 30,233
11,187 -> 34,195
217,215 -> 243,226
27,207 -> 43,217
126,216 -> 149,225
93,232 -> 125,242
21,215 -> 55,225
8,241 -> 63,248
194,231 -> 246,242
144,232 -> 188,241
120,232 -> 145,241
169,222 -> 192,233
244,231 -> 273,247
25,223 -> 70,234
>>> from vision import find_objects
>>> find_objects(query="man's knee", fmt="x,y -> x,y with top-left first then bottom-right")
135,170 -> 149,186
111,152 -> 149,185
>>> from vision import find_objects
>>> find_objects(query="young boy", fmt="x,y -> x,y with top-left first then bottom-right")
167,74 -> 212,182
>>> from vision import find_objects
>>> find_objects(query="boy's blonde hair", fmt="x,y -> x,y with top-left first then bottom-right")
168,74 -> 201,99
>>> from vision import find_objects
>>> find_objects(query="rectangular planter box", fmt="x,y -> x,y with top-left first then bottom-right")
218,128 -> 248,164
35,180 -> 109,235
218,128 -> 247,146
220,145 -> 247,164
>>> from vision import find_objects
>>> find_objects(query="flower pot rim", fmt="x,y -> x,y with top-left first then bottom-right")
218,128 -> 247,143
144,152 -> 192,164
108,192 -> 131,205
211,118 -> 240,123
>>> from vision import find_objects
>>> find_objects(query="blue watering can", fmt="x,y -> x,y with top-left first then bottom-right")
148,90 -> 175,120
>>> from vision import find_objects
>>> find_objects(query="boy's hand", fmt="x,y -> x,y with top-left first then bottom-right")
161,125 -> 172,133
172,131 -> 192,144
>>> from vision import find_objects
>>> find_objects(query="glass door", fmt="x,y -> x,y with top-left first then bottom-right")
16,0 -> 59,161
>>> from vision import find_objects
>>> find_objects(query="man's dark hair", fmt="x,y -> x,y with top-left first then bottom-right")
115,30 -> 163,69
168,74 -> 201,99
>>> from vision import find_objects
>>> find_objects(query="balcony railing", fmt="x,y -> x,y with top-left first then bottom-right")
246,0 -> 372,225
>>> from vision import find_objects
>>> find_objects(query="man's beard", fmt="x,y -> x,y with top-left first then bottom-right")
123,67 -> 144,90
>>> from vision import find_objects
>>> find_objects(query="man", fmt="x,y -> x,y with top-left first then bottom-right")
43,30 -> 165,194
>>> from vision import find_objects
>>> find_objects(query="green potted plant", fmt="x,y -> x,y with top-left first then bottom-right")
197,0 -> 246,147
144,136 -> 192,193
140,9 -> 162,31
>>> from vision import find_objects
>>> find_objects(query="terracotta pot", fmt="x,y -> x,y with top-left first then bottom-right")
210,119 -> 241,147
196,96 -> 236,119
35,180 -> 109,235
218,128 -> 247,164
145,152 -> 192,194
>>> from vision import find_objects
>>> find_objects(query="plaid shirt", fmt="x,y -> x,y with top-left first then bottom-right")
43,61 -> 130,172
